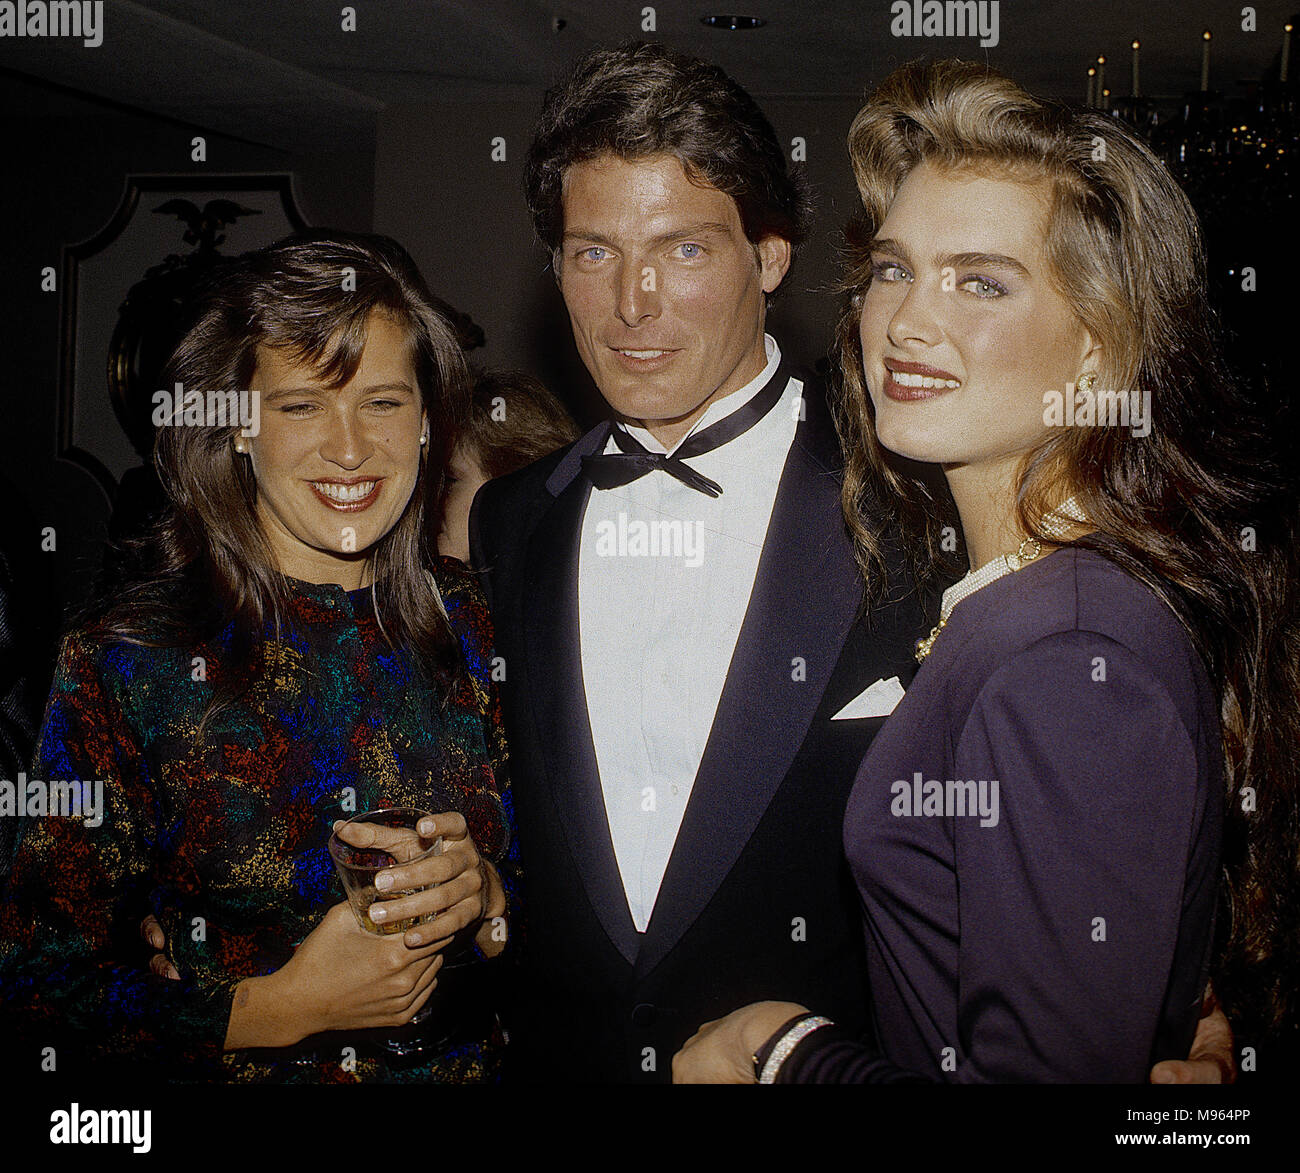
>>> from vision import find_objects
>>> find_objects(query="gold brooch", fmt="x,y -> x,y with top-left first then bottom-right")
914,617 -> 947,663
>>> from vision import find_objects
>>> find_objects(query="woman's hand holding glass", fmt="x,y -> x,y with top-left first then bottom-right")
221,807 -> 491,1051
223,901 -> 445,1050
219,810 -> 505,1052
348,812 -> 507,958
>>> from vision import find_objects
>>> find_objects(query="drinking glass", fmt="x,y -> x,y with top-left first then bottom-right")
328,807 -> 443,1057
329,806 -> 443,935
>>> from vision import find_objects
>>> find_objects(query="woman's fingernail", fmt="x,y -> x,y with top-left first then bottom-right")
419,818 -> 435,836
369,906 -> 387,923
375,873 -> 392,891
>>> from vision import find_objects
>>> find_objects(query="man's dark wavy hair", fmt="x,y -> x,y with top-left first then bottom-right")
524,40 -> 812,264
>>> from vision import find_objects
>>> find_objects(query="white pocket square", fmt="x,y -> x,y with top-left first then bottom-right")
831,676 -> 905,720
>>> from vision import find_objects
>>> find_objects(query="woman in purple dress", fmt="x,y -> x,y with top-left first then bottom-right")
675,60 -> 1299,1082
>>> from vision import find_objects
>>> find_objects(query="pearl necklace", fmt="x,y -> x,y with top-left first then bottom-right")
915,538 -> 1042,662
914,499 -> 1087,664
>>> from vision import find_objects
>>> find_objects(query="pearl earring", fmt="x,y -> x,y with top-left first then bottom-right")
1077,373 -> 1097,393
419,432 -> 428,446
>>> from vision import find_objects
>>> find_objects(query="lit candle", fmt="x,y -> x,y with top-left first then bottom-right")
1097,55 -> 1106,102
1132,40 -> 1140,98
1201,30 -> 1211,92
1283,23 -> 1292,85
1087,66 -> 1096,107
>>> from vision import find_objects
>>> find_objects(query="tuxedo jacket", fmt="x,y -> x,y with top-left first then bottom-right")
469,377 -> 933,1083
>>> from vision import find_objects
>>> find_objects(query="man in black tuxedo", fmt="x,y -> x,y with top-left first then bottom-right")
470,42 -> 930,1084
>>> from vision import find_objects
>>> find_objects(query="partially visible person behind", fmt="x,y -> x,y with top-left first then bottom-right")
0,230 -> 517,1082
436,369 -> 579,565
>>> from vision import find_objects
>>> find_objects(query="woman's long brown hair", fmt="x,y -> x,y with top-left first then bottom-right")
85,230 -> 471,730
832,59 -> 1300,1051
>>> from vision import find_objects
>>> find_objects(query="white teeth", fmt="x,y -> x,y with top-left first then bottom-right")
890,370 -> 960,389
620,350 -> 667,359
314,481 -> 376,502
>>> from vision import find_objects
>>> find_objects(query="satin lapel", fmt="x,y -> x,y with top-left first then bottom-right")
635,394 -> 864,978
525,425 -> 641,964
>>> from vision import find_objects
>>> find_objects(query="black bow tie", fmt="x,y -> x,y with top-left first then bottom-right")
581,364 -> 790,498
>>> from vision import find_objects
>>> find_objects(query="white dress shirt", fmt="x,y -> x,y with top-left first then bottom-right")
578,335 -> 803,931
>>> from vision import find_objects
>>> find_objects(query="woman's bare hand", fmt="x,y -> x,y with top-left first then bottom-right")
224,901 -> 443,1050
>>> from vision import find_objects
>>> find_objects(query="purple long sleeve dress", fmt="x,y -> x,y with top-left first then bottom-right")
781,548 -> 1222,1083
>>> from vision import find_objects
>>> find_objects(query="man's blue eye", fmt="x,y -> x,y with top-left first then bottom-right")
677,242 -> 702,259
581,246 -> 606,261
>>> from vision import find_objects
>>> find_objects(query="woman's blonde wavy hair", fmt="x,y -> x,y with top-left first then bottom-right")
833,59 -> 1300,1051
